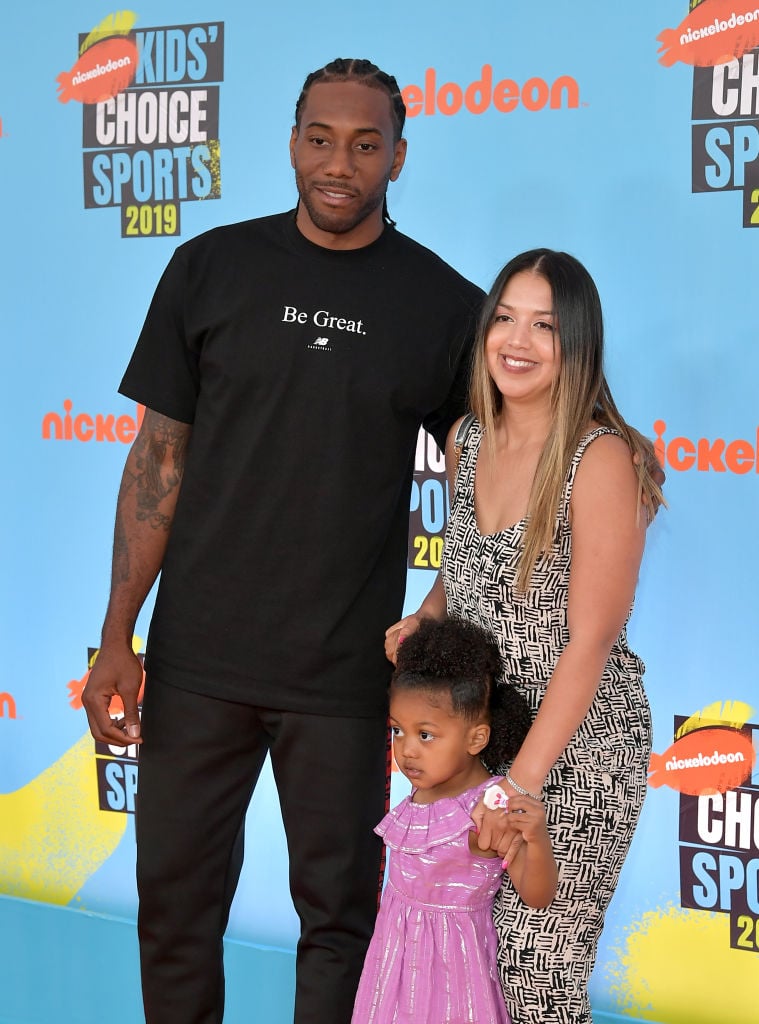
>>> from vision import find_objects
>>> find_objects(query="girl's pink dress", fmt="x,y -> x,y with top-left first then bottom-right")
351,777 -> 511,1024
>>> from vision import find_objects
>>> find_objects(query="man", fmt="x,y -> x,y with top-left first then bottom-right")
82,58 -> 483,1023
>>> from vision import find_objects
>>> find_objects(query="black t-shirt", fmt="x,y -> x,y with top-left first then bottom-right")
120,212 -> 484,715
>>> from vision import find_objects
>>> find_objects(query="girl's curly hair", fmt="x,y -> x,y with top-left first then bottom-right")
392,617 -> 532,772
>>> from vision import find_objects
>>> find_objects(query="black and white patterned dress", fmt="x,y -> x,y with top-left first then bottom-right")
442,418 -> 652,1024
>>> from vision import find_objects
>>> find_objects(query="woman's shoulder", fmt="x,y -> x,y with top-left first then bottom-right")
447,414 -> 467,445
444,412 -> 481,470
578,423 -> 634,467
446,412 -> 479,447
570,424 -> 639,507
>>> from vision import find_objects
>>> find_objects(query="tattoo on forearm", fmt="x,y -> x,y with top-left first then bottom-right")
132,412 -> 189,529
109,412 -> 190,588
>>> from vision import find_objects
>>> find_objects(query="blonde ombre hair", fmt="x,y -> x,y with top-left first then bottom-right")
469,249 -> 664,591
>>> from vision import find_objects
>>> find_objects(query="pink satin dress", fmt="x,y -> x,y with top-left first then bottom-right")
351,777 -> 511,1024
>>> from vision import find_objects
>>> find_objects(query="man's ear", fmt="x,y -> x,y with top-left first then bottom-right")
389,137 -> 407,182
289,126 -> 298,169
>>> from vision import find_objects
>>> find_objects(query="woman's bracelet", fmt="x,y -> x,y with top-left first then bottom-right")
505,772 -> 543,802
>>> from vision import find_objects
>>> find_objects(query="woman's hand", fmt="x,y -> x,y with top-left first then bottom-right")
503,793 -> 549,845
384,613 -> 424,665
384,575 -> 448,666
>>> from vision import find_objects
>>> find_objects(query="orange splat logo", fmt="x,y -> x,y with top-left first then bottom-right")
56,35 -> 138,104
648,726 -> 755,795
657,0 -> 759,67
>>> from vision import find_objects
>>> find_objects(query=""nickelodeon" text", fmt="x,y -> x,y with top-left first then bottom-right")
401,64 -> 579,117
654,419 -> 759,473
0,692 -> 17,718
42,399 -> 145,443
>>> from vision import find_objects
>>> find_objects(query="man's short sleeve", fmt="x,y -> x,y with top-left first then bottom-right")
421,285 -> 482,451
118,249 -> 200,424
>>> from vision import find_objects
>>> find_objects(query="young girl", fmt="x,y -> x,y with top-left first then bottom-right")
351,617 -> 557,1024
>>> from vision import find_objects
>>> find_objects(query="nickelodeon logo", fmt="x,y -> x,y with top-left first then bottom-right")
42,399 -> 145,443
0,692 -> 17,718
654,419 -> 759,473
649,725 -> 754,795
401,64 -> 579,117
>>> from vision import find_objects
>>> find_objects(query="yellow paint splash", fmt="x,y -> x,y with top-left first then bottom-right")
607,904 -> 759,1022
675,700 -> 754,740
0,733 -> 127,904
79,10 -> 138,55
197,139 -> 222,199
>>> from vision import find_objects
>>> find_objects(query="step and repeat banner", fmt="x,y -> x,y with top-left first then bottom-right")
1,2 -> 757,1021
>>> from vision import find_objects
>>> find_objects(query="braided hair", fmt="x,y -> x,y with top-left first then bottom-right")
294,58 -> 406,226
392,617 -> 532,773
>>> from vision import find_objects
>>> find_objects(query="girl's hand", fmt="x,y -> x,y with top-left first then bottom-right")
497,793 -> 558,907
384,613 -> 424,665
471,792 -> 522,861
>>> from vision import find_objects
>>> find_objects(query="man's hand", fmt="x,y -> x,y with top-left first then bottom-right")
82,645 -> 144,745
632,439 -> 666,519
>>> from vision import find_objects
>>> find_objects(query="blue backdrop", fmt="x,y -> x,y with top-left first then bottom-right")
1,2 -> 757,1021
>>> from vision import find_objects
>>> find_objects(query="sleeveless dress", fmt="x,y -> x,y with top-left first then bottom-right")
441,420 -> 652,1024
351,777 -> 511,1024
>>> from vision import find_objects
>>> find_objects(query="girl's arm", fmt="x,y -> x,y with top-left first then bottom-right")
504,795 -> 558,908
476,433 -> 646,855
384,417 -> 464,662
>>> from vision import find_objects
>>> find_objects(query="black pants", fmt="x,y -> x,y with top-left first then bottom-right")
135,678 -> 389,1024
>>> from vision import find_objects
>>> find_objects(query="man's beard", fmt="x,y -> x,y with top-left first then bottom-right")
295,172 -> 387,236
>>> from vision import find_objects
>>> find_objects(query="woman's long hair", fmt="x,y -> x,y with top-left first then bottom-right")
469,249 -> 664,590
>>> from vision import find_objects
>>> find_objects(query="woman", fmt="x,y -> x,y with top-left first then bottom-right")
385,249 -> 663,1023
